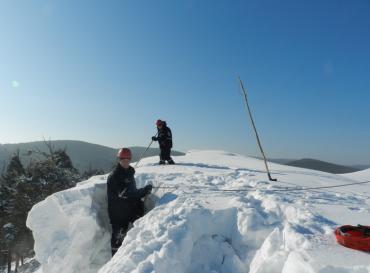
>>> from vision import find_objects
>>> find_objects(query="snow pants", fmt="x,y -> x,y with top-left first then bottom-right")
160,145 -> 174,164
110,201 -> 145,256
111,222 -> 129,256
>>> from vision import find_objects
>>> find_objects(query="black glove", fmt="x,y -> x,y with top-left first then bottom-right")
152,136 -> 158,141
144,184 -> 153,195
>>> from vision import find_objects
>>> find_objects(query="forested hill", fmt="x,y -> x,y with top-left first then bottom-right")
0,140 -> 184,174
284,158 -> 360,174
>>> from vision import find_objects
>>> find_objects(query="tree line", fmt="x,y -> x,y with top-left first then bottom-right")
0,142 -> 103,273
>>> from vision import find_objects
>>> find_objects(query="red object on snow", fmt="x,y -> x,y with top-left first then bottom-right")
334,225 -> 370,252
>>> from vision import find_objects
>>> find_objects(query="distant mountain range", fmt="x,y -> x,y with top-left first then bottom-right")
351,164 -> 370,170
0,140 -> 184,174
271,158 -> 367,174
254,157 -> 369,174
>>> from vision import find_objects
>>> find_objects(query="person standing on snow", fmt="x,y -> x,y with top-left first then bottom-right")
152,119 -> 175,165
107,148 -> 153,256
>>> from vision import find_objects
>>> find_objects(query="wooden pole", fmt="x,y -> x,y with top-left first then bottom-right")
238,77 -> 277,181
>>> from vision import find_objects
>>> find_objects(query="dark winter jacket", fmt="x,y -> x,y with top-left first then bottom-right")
157,123 -> 173,148
107,164 -> 146,224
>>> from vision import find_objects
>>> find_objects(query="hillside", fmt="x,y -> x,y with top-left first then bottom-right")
26,150 -> 370,273
285,158 -> 360,174
0,140 -> 184,174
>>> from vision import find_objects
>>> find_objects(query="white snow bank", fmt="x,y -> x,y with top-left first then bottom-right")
27,150 -> 370,273
26,175 -> 112,273
341,168 -> 370,181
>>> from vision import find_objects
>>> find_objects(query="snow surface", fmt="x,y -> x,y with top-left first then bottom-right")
342,168 -> 370,181
26,150 -> 370,273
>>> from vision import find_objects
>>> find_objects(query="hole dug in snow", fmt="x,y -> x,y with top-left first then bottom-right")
180,202 -> 282,273
113,196 -> 282,273
187,234 -> 245,273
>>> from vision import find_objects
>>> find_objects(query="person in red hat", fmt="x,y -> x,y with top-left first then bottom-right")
152,119 -> 175,165
107,148 -> 153,256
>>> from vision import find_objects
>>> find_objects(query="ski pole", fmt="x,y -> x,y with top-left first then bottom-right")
134,133 -> 158,168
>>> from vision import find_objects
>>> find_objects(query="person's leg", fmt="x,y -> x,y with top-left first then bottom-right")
166,147 -> 175,164
111,224 -> 120,256
111,222 -> 129,256
159,146 -> 165,164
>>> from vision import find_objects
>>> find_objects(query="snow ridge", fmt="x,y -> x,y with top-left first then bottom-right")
27,150 -> 370,273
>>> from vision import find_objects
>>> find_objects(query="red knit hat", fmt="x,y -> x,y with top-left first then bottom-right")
156,119 -> 163,126
117,148 -> 132,160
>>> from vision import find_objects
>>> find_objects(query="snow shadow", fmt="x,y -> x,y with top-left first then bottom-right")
175,162 -> 232,170
174,163 -> 284,177
156,192 -> 178,205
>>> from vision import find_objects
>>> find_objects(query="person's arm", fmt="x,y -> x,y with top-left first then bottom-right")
166,128 -> 172,143
158,129 -> 167,142
120,182 -> 152,199
152,130 -> 160,141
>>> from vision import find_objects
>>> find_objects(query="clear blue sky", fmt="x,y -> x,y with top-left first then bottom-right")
1,0 -> 369,165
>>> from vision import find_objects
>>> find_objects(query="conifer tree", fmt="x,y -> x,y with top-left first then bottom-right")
0,146 -> 81,270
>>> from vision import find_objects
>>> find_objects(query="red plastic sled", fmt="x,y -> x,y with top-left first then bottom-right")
335,225 -> 370,252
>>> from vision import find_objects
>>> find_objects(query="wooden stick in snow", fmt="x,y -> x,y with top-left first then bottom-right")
238,77 -> 277,182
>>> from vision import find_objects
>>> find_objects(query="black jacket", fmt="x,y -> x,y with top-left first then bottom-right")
107,164 -> 146,224
157,123 -> 173,148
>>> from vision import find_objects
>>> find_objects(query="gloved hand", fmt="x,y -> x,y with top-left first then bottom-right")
152,136 -> 158,141
144,184 -> 153,195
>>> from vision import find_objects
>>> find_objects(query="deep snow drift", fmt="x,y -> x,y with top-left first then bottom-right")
26,151 -> 370,273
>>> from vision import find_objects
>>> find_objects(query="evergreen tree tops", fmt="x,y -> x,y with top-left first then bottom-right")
0,144 -> 82,269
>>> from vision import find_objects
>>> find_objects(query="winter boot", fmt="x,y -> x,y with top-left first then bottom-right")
168,159 -> 175,165
159,160 -> 165,165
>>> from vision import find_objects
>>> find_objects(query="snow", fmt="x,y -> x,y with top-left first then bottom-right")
341,168 -> 370,181
26,150 -> 370,273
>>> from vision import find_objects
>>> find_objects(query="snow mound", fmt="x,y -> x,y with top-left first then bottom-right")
27,150 -> 370,273
341,168 -> 370,181
26,175 -> 112,273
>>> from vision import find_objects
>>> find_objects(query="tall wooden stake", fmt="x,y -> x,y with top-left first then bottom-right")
238,77 -> 277,181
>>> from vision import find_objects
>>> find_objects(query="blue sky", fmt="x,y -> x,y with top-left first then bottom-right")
0,0 -> 369,165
